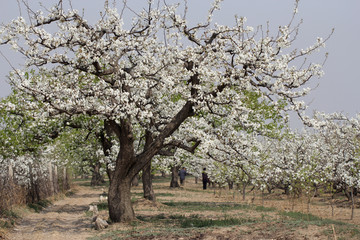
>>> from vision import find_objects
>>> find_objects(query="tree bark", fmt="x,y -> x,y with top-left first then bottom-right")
227,180 -> 233,190
131,174 -> 139,187
242,182 -> 247,201
142,161 -> 156,201
48,162 -> 54,196
62,167 -> 70,191
108,177 -> 135,222
28,165 -> 36,203
107,119 -> 138,222
170,166 -> 180,188
351,187 -> 355,220
91,162 -> 104,186
8,164 -> 13,182
53,165 -> 59,194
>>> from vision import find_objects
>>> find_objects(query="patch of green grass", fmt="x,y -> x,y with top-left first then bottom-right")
97,202 -> 109,211
0,210 -> 19,219
180,188 -> 208,193
136,212 -> 255,229
254,205 -> 276,212
84,210 -> 93,217
90,228 -> 197,240
162,201 -> 250,212
78,181 -> 91,187
77,180 -> 109,188
180,216 -> 255,228
91,213 -> 250,240
88,221 -> 200,240
0,220 -> 14,228
169,214 -> 194,219
131,192 -> 175,197
278,210 -> 360,237
65,190 -> 75,197
279,211 -> 349,226
87,229 -> 129,240
27,199 -> 52,213
152,176 -> 171,184
280,211 -> 322,222
137,213 -> 167,222
156,193 -> 175,197
136,213 -> 200,223
73,178 -> 90,182
0,209 -> 20,229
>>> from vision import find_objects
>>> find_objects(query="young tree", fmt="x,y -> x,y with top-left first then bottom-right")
0,0 -> 329,222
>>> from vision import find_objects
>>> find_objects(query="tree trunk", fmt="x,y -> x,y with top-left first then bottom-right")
53,165 -> 59,194
242,182 -> 247,201
142,161 -> 156,201
131,174 -> 139,187
27,164 -> 39,203
28,178 -> 35,203
107,119 -> 138,222
108,177 -> 134,222
170,166 -> 180,188
63,167 -> 70,191
91,162 -> 104,186
106,101 -> 195,222
8,163 -> 13,182
48,162 -> 54,196
351,187 -> 355,220
228,180 -> 233,190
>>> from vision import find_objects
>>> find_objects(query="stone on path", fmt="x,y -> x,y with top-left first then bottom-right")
94,217 -> 109,230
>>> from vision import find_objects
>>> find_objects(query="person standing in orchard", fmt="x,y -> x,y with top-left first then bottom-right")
202,168 -> 209,190
179,167 -> 187,186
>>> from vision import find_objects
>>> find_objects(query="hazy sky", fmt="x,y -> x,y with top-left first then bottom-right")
0,0 -> 359,128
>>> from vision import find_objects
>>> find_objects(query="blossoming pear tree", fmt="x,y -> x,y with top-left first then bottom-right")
0,91 -> 68,202
310,112 -> 360,218
1,0 -> 329,222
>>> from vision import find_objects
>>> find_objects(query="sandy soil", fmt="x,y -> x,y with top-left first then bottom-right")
7,185 -> 101,240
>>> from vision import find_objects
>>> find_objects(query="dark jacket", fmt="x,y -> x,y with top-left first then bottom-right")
202,172 -> 209,182
179,168 -> 187,180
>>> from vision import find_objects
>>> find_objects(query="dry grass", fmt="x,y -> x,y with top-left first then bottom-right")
91,176 -> 360,240
0,178 -> 27,212
4,176 -> 360,240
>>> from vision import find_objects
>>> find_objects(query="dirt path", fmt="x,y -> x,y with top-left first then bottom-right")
8,185 -> 101,240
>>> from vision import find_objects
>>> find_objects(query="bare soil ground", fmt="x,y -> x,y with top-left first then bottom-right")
3,177 -> 360,240
5,184 -> 101,240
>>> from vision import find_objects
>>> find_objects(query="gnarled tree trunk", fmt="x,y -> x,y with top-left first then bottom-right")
107,119 -> 137,222
108,176 -> 134,222
107,102 -> 195,222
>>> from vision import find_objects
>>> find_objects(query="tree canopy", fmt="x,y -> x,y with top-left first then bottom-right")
0,0 -> 331,222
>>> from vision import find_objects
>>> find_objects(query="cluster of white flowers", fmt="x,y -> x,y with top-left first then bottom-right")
177,112 -> 360,196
